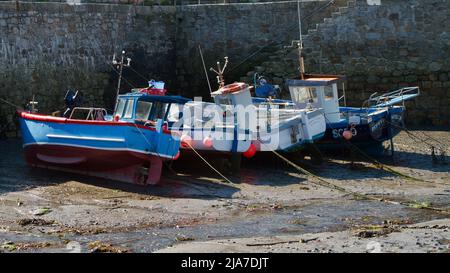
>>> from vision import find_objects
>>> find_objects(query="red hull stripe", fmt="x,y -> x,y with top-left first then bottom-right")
18,111 -> 175,135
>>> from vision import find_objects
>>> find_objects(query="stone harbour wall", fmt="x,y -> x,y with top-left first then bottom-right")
0,0 -> 448,138
241,0 -> 450,126
0,0 -> 344,137
175,0 -> 350,97
0,2 -> 177,138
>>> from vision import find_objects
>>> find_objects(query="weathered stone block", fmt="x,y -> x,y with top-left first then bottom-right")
405,75 -> 418,83
421,81 -> 433,89
429,62 -> 442,72
438,73 -> 449,82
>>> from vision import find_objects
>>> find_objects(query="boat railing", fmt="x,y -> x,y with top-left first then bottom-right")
68,107 -> 107,121
367,86 -> 420,108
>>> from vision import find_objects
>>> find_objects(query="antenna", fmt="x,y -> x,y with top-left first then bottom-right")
198,45 -> 213,94
112,50 -> 131,109
210,56 -> 229,88
297,0 -> 305,79
28,94 -> 38,113
285,1 -> 305,79
298,0 -> 303,47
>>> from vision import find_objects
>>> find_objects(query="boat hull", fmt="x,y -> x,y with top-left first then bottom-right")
316,106 -> 405,155
23,143 -> 152,171
18,111 -> 180,185
251,105 -> 326,153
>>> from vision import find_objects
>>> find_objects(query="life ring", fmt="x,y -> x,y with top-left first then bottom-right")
218,82 -> 248,94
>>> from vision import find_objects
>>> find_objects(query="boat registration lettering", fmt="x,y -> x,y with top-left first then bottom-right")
370,119 -> 385,133
332,127 -> 357,139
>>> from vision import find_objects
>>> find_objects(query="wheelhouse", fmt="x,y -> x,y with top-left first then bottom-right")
114,93 -> 190,128
286,74 -> 345,123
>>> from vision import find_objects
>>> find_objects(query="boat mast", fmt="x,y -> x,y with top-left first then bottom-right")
297,1 -> 305,80
198,45 -> 213,94
210,57 -> 229,88
112,50 -> 131,109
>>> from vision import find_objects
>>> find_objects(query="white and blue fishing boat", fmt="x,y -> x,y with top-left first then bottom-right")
18,54 -> 181,185
253,73 -> 419,155
285,74 -> 420,155
212,81 -> 326,154
251,2 -> 420,156
205,57 -> 327,163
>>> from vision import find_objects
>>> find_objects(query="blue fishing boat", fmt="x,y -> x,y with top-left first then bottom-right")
252,73 -> 419,155
18,54 -> 181,185
18,95 -> 181,185
285,74 -> 419,155
251,2 -> 420,156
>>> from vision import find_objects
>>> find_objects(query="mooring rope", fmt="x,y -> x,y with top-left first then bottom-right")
131,123 -> 237,186
322,115 -> 450,186
182,140 -> 235,184
385,119 -> 448,154
133,120 -> 236,185
272,150 -> 450,215
344,139 -> 441,184
0,97 -> 23,110
128,65 -> 151,83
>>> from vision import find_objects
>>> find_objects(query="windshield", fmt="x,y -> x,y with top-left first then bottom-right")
149,102 -> 168,121
135,101 -> 152,120
324,85 -> 334,101
291,87 -> 318,104
123,99 -> 134,119
114,98 -> 126,118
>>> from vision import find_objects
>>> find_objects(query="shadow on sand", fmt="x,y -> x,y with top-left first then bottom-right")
241,152 -> 397,182
0,139 -> 241,199
382,150 -> 449,173
2,138 -> 446,197
171,152 -> 309,187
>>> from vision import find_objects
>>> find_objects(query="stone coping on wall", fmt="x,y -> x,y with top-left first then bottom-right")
0,2 -> 176,13
0,0 -> 335,8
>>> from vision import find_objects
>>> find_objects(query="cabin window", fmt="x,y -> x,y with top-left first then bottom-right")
149,102 -> 168,121
324,85 -> 334,101
292,87 -> 318,103
167,103 -> 182,123
123,99 -> 134,119
135,101 -> 153,120
114,98 -> 126,118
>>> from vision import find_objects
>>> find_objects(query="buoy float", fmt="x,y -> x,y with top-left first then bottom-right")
243,143 -> 257,158
173,151 -> 180,160
180,134 -> 192,148
202,136 -> 213,148
342,130 -> 353,140
219,82 -> 248,94
113,114 -> 120,122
